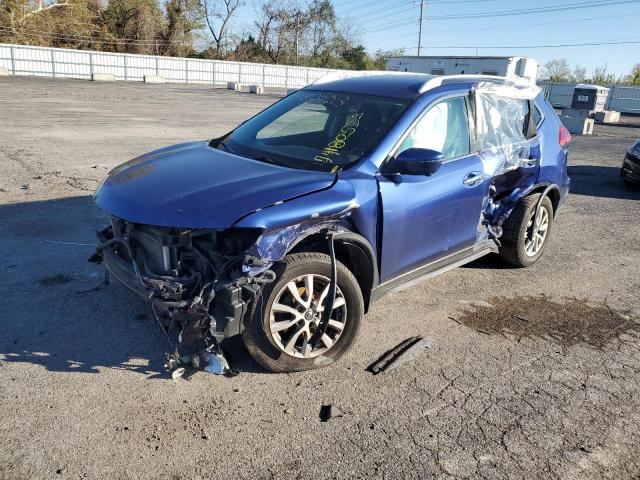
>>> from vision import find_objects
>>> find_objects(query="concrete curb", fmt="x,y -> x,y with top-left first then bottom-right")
91,73 -> 116,82
144,75 -> 165,84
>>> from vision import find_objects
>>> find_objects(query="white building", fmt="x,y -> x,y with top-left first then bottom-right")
385,56 -> 539,84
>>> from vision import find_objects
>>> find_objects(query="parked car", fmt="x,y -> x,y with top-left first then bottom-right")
621,139 -> 640,186
93,73 -> 571,373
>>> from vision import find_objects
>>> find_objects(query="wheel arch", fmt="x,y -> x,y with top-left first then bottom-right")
522,183 -> 561,216
289,231 -> 378,313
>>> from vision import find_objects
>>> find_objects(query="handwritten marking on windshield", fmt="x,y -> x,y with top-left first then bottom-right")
314,113 -> 363,164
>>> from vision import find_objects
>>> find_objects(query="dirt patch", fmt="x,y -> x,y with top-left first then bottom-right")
39,274 -> 74,286
454,296 -> 639,349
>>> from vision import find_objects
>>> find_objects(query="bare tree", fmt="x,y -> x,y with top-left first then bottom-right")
253,1 -> 274,54
541,58 -> 571,82
201,0 -> 240,57
571,65 -> 587,83
23,0 -> 69,18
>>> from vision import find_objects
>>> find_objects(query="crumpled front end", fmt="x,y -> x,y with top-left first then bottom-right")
93,217 -> 277,372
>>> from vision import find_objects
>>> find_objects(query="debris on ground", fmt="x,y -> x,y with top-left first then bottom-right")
367,336 -> 432,375
171,367 -> 186,381
319,404 -> 346,422
200,352 -> 230,375
454,295 -> 639,349
39,274 -> 74,286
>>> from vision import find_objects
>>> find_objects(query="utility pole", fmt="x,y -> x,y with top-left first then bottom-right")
417,0 -> 425,56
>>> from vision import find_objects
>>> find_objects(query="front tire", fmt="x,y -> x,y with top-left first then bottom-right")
499,194 -> 554,267
242,252 -> 363,372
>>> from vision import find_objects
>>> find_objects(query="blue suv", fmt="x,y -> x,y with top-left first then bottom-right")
94,74 -> 570,373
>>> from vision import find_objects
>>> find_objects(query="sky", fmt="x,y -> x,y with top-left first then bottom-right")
229,0 -> 640,77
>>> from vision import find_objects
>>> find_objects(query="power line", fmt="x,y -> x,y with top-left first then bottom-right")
422,0 -> 640,21
361,0 -> 640,34
396,38 -> 640,51
365,11 -> 640,44
353,4 -> 414,21
0,24 -> 244,46
0,27 -> 196,47
335,0 -> 404,15
427,0 -> 498,4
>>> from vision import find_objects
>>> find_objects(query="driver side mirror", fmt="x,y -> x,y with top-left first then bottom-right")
393,148 -> 444,176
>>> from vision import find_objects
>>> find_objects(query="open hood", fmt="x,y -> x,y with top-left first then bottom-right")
94,141 -> 336,229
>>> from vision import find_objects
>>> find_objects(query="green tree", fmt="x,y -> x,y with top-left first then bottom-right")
624,64 -> 640,85
591,65 -> 618,85
307,0 -> 335,58
163,0 -> 201,57
103,0 -> 165,54
0,0 -> 108,49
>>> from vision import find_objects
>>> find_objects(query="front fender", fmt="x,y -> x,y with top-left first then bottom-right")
232,179 -> 358,230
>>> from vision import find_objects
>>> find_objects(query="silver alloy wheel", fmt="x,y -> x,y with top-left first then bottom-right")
524,206 -> 549,257
268,274 -> 347,359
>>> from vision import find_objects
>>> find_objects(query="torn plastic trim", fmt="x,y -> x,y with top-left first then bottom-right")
474,79 -> 541,101
244,202 -> 360,265
471,80 -> 542,181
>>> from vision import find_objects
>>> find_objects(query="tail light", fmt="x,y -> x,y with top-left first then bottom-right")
559,126 -> 572,147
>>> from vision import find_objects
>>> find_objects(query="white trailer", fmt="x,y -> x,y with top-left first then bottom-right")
385,56 -> 539,84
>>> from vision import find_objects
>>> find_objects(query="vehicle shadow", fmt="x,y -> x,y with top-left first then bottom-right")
0,196 -> 264,379
567,165 -> 640,200
463,253 -> 512,270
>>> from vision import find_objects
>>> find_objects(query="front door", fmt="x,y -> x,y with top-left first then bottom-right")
378,94 -> 490,282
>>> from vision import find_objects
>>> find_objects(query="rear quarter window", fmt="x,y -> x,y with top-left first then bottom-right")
532,102 -> 543,127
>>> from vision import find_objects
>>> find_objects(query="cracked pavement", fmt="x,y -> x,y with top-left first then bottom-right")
1,77 -> 639,479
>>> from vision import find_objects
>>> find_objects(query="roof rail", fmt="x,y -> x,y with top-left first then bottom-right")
312,70 -> 429,85
418,74 -> 532,93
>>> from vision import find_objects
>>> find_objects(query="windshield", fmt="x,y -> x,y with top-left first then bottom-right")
217,90 -> 411,172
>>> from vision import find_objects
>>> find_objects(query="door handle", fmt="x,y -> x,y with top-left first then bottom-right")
463,172 -> 483,187
522,157 -> 538,167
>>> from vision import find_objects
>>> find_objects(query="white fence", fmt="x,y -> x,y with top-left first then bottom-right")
3,44 -> 640,114
540,82 -> 640,114
0,43 -> 350,89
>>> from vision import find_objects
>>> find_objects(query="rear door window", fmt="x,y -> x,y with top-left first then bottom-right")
477,95 -> 534,149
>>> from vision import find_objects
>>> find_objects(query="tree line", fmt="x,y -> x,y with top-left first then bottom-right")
540,58 -> 640,86
0,0 -> 402,69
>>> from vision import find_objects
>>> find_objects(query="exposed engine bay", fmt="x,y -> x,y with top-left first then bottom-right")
93,217 -> 278,374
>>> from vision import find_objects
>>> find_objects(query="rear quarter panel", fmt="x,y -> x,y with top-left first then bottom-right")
536,94 -> 570,203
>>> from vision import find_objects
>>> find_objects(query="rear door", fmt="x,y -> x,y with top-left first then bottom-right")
475,94 -> 541,193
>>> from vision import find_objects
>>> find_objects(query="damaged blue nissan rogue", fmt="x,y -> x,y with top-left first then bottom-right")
93,73 -> 571,373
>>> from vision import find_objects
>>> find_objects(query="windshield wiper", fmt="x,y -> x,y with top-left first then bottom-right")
216,140 -> 236,154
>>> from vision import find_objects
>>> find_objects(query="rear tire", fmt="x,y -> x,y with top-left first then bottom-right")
499,194 -> 554,268
242,252 -> 363,373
